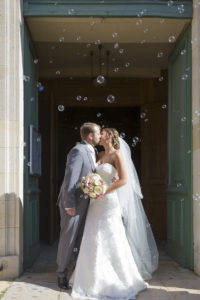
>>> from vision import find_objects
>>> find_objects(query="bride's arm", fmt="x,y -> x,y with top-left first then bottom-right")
105,151 -> 126,194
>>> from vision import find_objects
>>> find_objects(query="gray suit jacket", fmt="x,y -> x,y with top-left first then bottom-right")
57,141 -> 96,209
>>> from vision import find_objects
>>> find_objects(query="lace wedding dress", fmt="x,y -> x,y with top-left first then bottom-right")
69,163 -> 148,300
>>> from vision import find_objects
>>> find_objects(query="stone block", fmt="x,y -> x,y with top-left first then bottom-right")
0,255 -> 22,280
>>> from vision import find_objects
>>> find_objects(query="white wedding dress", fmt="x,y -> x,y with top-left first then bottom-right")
70,163 -> 148,300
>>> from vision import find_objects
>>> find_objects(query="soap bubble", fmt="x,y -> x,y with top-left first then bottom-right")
133,137 -> 139,143
94,40 -> 101,45
34,59 -> 38,64
167,0 -> 174,7
97,75 -> 105,84
49,60 -> 53,64
37,137 -> 41,142
97,113 -> 102,117
177,183 -> 182,188
140,112 -> 146,119
120,132 -> 126,138
107,95 -> 115,103
144,118 -> 149,122
132,142 -> 137,148
74,126 -> 78,130
114,42 -> 119,49
27,162 -> 31,167
181,74 -> 188,80
59,37 -> 64,42
30,97 -> 35,102
56,70 -> 61,75
136,19 -> 143,25
178,4 -> 185,14
158,76 -> 164,82
76,36 -> 81,41
157,52 -> 164,58
23,75 -> 30,82
58,105 -> 65,112
181,49 -> 186,55
125,62 -> 130,68
36,82 -> 42,88
86,43 -> 91,48
162,104 -> 167,109
39,86 -> 44,92
83,97 -> 88,101
76,95 -> 82,101
68,8 -> 75,15
181,116 -> 186,122
169,36 -> 176,43
119,49 -> 124,54
112,32 -> 118,38
113,67 -> 119,72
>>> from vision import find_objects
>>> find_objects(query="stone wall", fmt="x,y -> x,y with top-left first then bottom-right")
0,0 -> 24,279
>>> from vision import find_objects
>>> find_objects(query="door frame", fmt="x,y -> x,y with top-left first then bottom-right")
167,25 -> 193,269
23,0 -> 193,18
23,0 -> 194,269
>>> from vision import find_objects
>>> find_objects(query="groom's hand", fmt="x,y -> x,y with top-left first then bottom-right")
65,208 -> 76,216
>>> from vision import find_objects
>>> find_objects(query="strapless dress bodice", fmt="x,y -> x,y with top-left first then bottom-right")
96,163 -> 117,186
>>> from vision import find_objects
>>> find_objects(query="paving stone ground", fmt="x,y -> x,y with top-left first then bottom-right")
1,241 -> 200,300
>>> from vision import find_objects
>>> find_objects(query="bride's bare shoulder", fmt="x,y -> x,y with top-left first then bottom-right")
112,150 -> 123,165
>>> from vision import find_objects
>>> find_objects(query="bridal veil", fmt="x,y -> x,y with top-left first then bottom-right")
117,137 -> 159,280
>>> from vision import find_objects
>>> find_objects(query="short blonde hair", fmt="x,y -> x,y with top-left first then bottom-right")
80,122 -> 100,140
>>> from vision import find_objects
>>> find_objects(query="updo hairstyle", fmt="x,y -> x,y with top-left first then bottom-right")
103,128 -> 120,150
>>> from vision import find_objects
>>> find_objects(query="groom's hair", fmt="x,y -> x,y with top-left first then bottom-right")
80,122 -> 100,140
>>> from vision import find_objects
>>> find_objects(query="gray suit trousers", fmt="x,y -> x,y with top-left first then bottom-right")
56,198 -> 89,278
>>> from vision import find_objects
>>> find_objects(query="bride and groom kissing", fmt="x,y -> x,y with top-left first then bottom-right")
56,122 -> 159,299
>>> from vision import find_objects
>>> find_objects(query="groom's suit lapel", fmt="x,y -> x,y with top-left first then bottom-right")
81,141 -> 96,173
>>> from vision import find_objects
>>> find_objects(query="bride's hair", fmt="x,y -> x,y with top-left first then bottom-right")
103,128 -> 120,150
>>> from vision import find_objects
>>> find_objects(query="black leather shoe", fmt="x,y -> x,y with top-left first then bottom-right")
58,277 -> 70,290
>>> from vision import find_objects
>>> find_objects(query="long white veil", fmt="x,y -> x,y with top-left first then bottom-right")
117,137 -> 159,280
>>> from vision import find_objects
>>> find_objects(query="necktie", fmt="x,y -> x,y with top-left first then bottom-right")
94,147 -> 98,162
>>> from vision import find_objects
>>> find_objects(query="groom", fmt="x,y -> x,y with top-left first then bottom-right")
56,122 -> 101,289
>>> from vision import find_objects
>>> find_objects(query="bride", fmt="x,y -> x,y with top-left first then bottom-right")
69,128 -> 158,300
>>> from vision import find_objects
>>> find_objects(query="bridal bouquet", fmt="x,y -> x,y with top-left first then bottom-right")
81,172 -> 107,199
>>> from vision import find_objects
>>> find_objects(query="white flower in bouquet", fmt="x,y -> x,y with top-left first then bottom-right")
81,172 -> 107,199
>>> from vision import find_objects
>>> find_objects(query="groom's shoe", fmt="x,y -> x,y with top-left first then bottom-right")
58,277 -> 70,290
